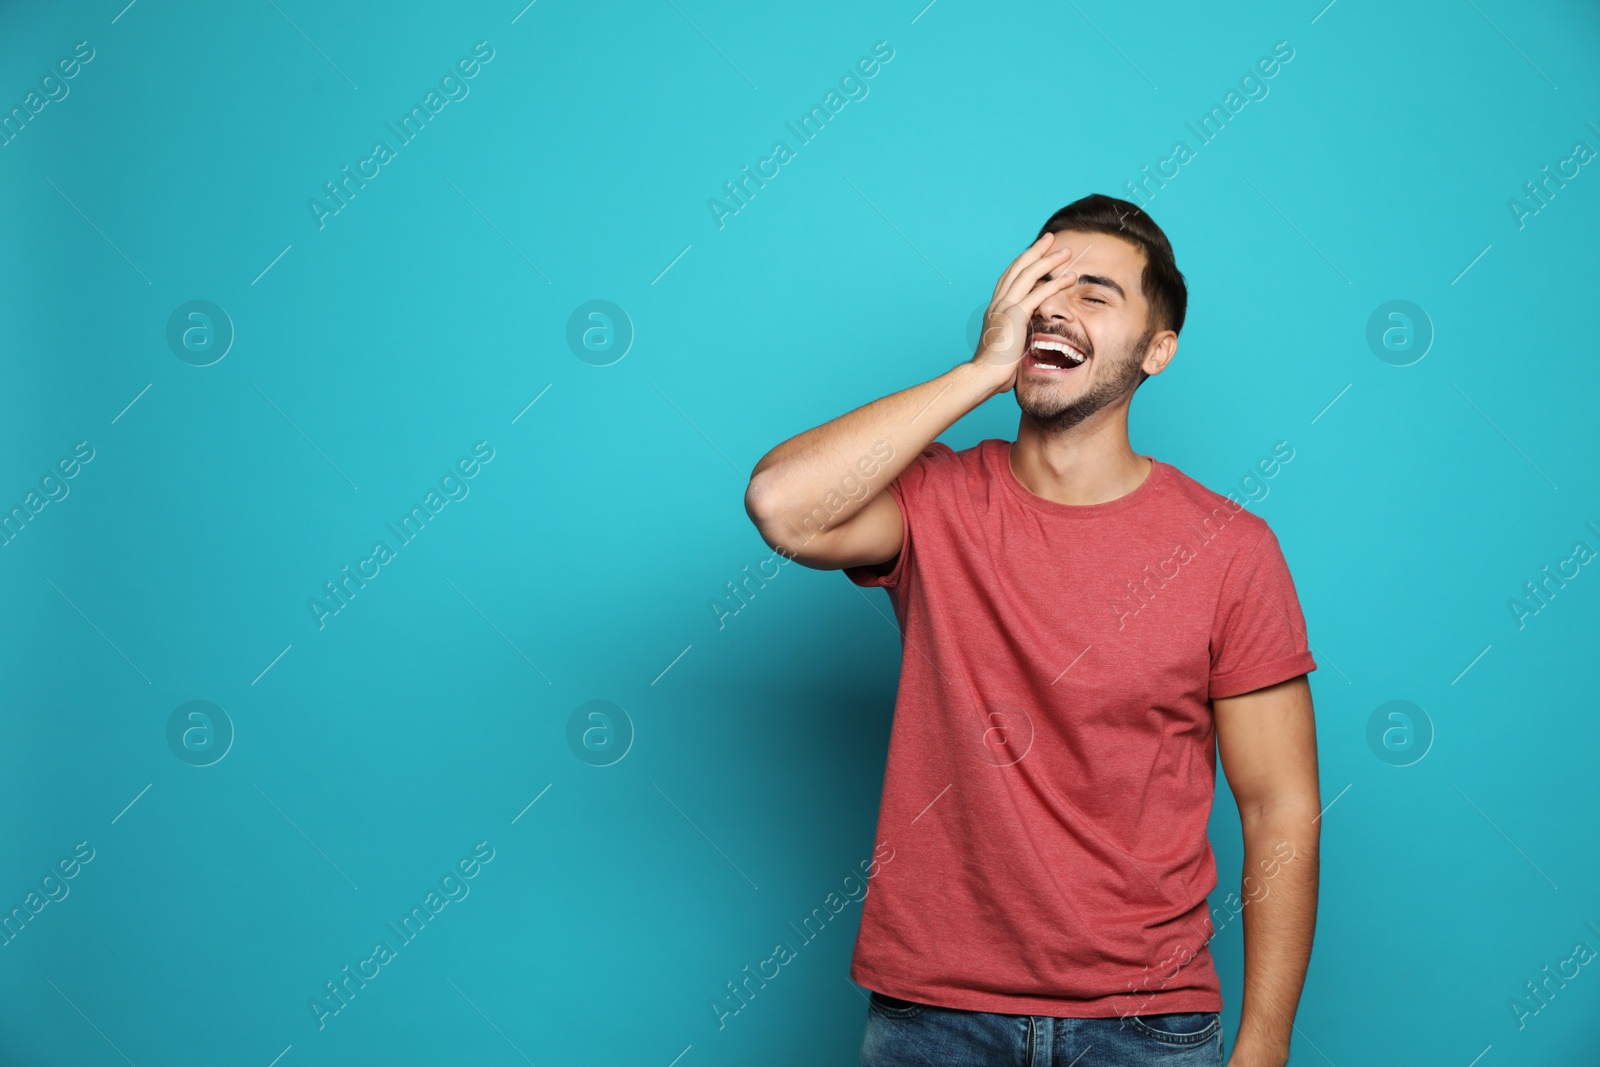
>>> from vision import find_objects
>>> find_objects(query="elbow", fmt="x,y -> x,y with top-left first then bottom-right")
745,476 -> 822,568
1238,794 -> 1323,834
744,474 -> 794,550
743,471 -> 777,527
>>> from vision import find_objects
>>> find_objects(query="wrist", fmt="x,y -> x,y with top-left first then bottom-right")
954,358 -> 1015,404
1226,1037 -> 1290,1067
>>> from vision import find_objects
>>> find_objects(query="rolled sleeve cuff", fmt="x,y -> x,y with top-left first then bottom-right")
1209,649 -> 1318,700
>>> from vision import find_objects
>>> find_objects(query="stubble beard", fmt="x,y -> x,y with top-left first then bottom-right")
1015,326 -> 1155,433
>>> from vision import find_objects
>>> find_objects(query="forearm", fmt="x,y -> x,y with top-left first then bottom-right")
745,361 -> 1001,528
1230,805 -> 1320,1067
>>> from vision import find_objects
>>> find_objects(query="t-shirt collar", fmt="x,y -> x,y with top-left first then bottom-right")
996,438 -> 1165,518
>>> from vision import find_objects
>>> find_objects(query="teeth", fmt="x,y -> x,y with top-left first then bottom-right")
1031,339 -> 1086,364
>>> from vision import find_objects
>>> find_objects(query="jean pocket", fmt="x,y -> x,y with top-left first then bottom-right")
867,990 -> 926,1019
1127,1011 -> 1220,1046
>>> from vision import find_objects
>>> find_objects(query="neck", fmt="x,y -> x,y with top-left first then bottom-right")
1009,407 -> 1150,506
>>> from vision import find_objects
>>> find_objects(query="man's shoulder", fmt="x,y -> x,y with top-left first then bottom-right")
913,438 -> 987,461
902,437 -> 992,476
1155,458 -> 1274,544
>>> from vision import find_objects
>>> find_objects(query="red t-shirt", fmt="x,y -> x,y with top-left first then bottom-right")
843,438 -> 1316,1018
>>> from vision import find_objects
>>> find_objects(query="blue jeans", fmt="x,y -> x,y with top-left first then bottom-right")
860,989 -> 1224,1066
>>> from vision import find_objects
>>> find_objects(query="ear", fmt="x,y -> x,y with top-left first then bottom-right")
1141,332 -> 1178,377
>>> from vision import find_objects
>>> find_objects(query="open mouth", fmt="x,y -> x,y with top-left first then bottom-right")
1024,334 -> 1089,375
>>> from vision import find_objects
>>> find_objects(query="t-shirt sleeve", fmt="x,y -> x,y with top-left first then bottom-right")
1208,525 -> 1318,699
843,441 -> 957,591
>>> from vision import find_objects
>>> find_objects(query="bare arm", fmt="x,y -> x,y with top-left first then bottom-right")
743,363 -> 1003,569
1214,674 -> 1321,1067
744,232 -> 1083,570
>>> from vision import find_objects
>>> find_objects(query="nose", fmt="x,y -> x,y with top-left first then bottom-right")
1033,281 -> 1078,327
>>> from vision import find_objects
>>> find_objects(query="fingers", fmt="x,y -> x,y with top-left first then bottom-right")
1012,268 -> 1079,317
976,305 -> 1027,363
992,233 -> 1057,303
1001,246 -> 1077,308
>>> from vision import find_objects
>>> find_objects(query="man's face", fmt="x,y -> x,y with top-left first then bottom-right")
1015,229 -> 1161,432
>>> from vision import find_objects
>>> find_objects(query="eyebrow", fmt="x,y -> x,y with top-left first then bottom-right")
1041,271 -> 1125,297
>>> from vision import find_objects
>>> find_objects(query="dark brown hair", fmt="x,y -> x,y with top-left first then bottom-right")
1035,194 -> 1187,338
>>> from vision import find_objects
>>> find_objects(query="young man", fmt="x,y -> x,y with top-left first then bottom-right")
743,194 -> 1320,1067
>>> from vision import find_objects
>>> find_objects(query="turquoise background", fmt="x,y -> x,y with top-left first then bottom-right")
2,0 -> 1598,1063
